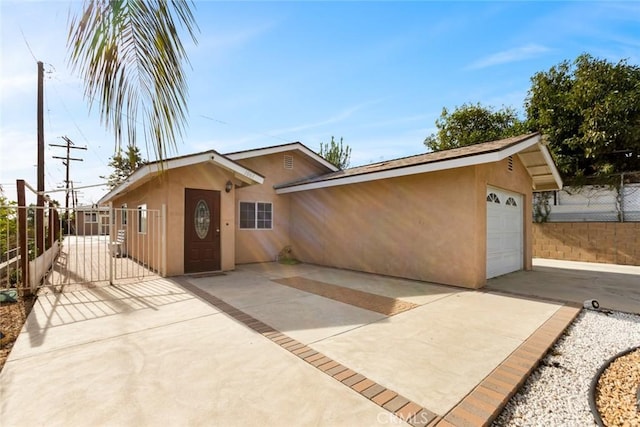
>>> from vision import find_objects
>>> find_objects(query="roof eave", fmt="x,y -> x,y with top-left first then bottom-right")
276,134 -> 550,194
98,151 -> 264,205
226,143 -> 339,172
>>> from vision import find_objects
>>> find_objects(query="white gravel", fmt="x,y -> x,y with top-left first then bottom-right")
494,309 -> 640,426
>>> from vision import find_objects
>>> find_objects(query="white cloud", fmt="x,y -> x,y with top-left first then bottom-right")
467,44 -> 551,70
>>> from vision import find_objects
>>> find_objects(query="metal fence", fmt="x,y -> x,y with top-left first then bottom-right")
1,205 -> 163,294
533,183 -> 640,222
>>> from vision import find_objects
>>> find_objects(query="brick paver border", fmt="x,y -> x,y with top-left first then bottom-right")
175,276 -> 581,427
437,303 -> 582,427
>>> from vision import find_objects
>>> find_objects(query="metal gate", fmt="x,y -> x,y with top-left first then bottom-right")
1,205 -> 165,293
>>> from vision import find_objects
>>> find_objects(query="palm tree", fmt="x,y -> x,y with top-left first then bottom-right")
67,0 -> 198,160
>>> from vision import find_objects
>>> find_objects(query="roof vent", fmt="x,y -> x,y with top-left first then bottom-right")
284,154 -> 293,170
508,156 -> 513,172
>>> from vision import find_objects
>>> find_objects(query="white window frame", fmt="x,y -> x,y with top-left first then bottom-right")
84,211 -> 97,223
239,201 -> 273,230
121,204 -> 128,225
137,204 -> 147,234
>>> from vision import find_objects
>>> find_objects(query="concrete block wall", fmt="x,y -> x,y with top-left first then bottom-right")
533,222 -> 640,265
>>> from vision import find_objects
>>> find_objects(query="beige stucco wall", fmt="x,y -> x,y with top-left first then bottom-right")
109,163 -> 238,276
234,151 -> 332,264
104,150 -> 534,287
289,155 -> 533,289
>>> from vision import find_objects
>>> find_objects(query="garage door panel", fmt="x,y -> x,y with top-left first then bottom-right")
486,187 -> 523,279
486,238 -> 502,252
503,239 -> 520,251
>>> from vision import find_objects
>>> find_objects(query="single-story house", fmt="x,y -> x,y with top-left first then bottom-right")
98,132 -> 562,289
73,205 -> 110,236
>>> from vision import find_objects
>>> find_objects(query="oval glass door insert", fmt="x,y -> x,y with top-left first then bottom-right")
194,200 -> 210,239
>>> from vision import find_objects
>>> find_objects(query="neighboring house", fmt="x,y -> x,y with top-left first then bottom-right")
98,132 -> 562,289
540,184 -> 640,222
74,205 -> 110,236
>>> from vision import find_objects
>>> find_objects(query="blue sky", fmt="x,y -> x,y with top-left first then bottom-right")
1,1 -> 639,205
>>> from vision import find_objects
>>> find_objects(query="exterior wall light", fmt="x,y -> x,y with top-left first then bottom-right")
225,180 -> 233,193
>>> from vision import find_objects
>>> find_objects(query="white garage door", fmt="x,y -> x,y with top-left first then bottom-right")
486,187 -> 523,279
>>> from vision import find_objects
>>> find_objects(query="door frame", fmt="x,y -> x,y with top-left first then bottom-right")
184,188 -> 221,273
486,186 -> 524,279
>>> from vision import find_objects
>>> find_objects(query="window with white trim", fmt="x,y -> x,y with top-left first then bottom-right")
138,204 -> 147,234
121,204 -> 127,225
505,197 -> 518,207
239,201 -> 272,229
84,212 -> 97,223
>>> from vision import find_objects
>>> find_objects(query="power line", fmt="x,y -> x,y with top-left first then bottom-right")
19,28 -> 38,63
48,79 -> 110,168
199,114 -> 294,144
50,136 -> 87,215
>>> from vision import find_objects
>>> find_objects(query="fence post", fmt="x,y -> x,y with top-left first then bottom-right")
16,180 -> 30,296
161,204 -> 166,277
109,205 -> 113,285
48,205 -> 55,248
53,209 -> 60,242
619,174 -> 625,223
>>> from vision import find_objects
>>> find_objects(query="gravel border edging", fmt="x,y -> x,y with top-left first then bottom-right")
588,344 -> 640,427
495,310 -> 640,426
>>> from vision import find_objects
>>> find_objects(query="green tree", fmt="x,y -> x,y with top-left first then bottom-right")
67,0 -> 199,160
526,54 -> 640,179
101,144 -> 147,189
0,195 -> 17,262
319,136 -> 352,169
424,103 -> 527,152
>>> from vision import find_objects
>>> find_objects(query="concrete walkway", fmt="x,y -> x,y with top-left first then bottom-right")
1,263 -> 582,426
487,258 -> 640,314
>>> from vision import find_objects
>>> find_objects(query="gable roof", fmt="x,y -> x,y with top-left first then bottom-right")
225,142 -> 339,172
275,133 -> 562,194
98,150 -> 264,204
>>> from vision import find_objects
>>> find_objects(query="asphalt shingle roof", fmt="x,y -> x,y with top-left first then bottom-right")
275,132 -> 541,189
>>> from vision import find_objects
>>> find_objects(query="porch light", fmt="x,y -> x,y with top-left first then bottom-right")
225,180 -> 233,193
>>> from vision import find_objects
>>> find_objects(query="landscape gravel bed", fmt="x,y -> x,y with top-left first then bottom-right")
494,309 -> 640,426
594,347 -> 640,426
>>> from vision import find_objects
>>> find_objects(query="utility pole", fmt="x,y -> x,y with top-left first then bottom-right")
36,61 -> 45,256
50,136 -> 86,233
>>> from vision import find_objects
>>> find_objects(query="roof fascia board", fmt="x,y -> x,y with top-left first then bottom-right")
227,144 -> 339,172
99,151 -> 263,204
276,150 -> 506,194
99,153 -> 214,203
499,134 -> 541,158
275,135 -> 543,194
209,153 -> 265,184
536,142 -> 563,189
226,145 -> 292,160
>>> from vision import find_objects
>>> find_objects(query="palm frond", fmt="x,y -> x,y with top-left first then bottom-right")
67,0 -> 198,160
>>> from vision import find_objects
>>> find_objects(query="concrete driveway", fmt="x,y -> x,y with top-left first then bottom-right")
487,258 -> 640,314
1,263 -> 581,426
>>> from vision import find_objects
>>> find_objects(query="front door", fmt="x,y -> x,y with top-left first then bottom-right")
184,188 -> 221,273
